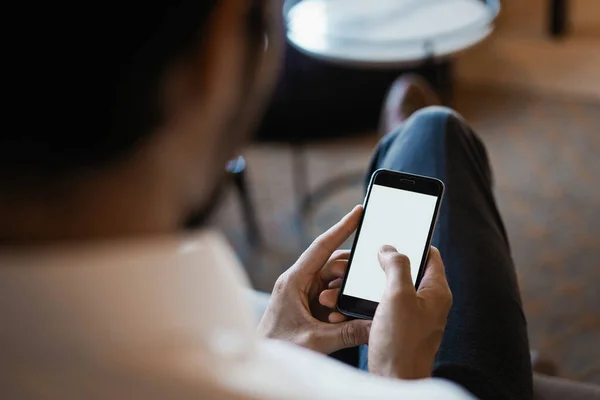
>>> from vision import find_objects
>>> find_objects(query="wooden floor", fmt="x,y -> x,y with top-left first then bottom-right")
456,0 -> 600,100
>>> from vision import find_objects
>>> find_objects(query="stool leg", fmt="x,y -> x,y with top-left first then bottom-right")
437,60 -> 454,106
291,144 -> 311,245
292,143 -> 309,209
230,158 -> 262,247
550,0 -> 568,37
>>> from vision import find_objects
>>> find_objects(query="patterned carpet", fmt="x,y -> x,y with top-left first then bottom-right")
213,86 -> 600,384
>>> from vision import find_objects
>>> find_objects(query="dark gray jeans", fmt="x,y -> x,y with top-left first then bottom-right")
358,106 -> 533,400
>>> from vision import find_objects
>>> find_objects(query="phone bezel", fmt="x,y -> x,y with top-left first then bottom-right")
337,169 -> 445,320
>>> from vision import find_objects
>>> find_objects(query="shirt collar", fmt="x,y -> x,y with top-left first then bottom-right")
0,230 -> 256,363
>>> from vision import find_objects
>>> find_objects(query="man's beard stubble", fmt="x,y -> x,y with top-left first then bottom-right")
180,94 -> 256,231
181,6 -> 275,232
181,174 -> 227,230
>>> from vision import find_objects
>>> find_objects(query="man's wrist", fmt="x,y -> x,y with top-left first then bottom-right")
370,353 -> 433,380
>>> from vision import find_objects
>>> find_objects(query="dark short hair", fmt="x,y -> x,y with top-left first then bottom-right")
1,2 -> 224,187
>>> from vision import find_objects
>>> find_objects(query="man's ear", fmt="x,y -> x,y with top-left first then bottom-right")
163,0 -> 248,119
148,0 -> 256,229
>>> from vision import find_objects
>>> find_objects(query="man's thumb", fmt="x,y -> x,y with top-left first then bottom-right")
321,319 -> 371,352
377,245 -> 413,289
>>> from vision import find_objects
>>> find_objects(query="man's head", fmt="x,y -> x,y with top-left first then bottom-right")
0,0 -> 282,241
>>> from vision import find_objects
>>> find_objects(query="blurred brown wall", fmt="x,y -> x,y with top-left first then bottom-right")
456,0 -> 600,100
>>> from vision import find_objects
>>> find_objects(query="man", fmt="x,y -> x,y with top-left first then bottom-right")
0,1 -> 532,399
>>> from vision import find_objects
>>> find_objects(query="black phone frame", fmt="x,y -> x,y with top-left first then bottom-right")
337,168 -> 445,320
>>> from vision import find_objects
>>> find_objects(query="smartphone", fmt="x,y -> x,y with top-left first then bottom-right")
337,169 -> 444,319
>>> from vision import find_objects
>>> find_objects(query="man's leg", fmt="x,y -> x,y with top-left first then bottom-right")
359,106 -> 533,400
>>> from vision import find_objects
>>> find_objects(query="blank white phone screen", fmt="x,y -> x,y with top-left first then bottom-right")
343,184 -> 438,303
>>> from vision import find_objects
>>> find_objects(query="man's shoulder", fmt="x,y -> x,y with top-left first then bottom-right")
243,339 -> 473,399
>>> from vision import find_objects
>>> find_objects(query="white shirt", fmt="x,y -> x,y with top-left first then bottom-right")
0,231 -> 470,399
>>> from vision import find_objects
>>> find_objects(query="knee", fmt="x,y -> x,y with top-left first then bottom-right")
403,106 -> 466,146
411,106 -> 460,123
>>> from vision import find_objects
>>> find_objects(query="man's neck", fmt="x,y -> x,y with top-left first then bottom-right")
0,171 -> 178,243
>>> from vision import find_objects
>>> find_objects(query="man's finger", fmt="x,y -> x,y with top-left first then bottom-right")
328,278 -> 343,289
292,205 -> 362,275
319,319 -> 371,352
377,245 -> 415,293
328,249 -> 351,261
319,288 -> 340,309
319,253 -> 350,282
328,312 -> 348,323
417,247 -> 449,292
419,247 -> 445,281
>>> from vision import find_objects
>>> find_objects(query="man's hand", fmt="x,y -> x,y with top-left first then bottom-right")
370,245 -> 452,379
319,245 -> 452,380
257,206 -> 371,355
